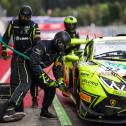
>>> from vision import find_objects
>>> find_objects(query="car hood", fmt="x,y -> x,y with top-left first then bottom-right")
79,60 -> 126,79
95,60 -> 126,78
78,60 -> 126,96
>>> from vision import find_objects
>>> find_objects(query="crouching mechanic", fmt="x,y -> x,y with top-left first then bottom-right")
0,31 -> 71,122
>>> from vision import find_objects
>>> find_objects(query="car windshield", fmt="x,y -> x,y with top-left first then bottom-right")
93,39 -> 126,61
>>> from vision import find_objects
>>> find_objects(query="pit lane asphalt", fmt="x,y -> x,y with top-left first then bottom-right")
1,92 -> 126,126
0,107 -> 60,126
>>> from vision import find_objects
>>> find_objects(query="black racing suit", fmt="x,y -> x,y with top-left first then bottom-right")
65,30 -> 79,39
64,30 -> 80,54
28,40 -> 63,110
7,39 -> 63,111
2,18 -> 40,112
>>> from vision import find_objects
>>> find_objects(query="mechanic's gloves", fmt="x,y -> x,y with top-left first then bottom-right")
38,72 -> 60,88
38,72 -> 67,91
45,77 -> 67,91
49,81 -> 57,87
1,46 -> 8,60
55,77 -> 67,92
49,79 -> 67,92
39,72 -> 53,85
58,83 -> 67,92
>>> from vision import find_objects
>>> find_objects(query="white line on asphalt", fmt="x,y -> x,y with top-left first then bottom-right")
0,68 -> 11,83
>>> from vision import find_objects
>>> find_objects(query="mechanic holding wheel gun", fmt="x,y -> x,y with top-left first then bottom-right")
0,31 -> 71,122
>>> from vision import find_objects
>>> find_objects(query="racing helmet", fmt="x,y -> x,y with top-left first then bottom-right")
53,31 -> 71,51
64,16 -> 77,32
19,5 -> 32,21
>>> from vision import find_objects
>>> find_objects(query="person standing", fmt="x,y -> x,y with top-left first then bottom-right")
1,5 -> 40,118
63,16 -> 81,90
64,16 -> 79,39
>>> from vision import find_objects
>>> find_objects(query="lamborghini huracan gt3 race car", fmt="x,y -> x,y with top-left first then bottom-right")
63,36 -> 126,124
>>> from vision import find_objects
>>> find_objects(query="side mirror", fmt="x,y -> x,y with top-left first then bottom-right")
64,55 -> 79,62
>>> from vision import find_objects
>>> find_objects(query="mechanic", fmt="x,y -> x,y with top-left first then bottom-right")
1,5 -> 40,119
63,16 -> 81,90
0,31 -> 71,122
64,16 -> 79,38
64,16 -> 80,54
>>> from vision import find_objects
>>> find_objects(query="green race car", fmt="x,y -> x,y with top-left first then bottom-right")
63,36 -> 126,124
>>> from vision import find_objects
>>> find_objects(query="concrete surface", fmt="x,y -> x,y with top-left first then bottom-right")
0,107 -> 61,126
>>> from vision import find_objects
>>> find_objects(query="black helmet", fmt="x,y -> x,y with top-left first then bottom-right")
19,5 -> 32,21
53,31 -> 71,51
64,16 -> 77,32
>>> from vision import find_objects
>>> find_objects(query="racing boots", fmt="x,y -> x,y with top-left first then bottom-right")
3,110 -> 26,122
0,100 -> 9,120
2,102 -> 26,122
40,108 -> 57,119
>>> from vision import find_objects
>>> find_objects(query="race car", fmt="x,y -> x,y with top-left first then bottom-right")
63,36 -> 126,124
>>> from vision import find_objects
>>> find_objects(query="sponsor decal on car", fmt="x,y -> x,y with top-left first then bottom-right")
80,72 -> 90,76
110,99 -> 116,106
113,90 -> 126,96
80,92 -> 91,103
105,62 -> 126,77
81,78 -> 98,86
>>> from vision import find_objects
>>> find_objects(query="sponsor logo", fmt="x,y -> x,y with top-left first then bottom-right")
81,79 -> 98,86
24,26 -> 30,29
110,99 -> 116,106
14,26 -> 19,28
35,48 -> 41,55
80,72 -> 89,76
80,92 -> 91,103
113,90 -> 126,96
16,36 -> 29,40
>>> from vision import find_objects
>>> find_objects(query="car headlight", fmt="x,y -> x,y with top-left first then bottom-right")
100,77 -> 126,91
